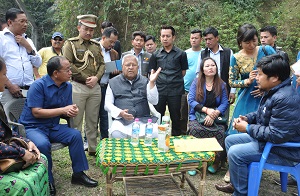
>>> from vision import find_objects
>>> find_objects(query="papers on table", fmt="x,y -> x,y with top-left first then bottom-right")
105,60 -> 122,73
173,138 -> 223,152
291,61 -> 300,74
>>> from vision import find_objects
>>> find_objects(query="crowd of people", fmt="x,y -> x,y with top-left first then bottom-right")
0,6 -> 300,196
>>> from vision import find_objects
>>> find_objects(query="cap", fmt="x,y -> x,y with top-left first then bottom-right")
52,32 -> 64,39
77,14 -> 97,28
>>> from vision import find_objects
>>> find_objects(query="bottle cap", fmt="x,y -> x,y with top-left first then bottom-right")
162,116 -> 170,124
147,119 -> 152,123
135,118 -> 139,122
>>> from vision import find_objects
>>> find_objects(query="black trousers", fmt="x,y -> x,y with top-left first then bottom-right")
154,94 -> 182,136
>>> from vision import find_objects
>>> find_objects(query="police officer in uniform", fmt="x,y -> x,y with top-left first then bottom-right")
63,15 -> 105,156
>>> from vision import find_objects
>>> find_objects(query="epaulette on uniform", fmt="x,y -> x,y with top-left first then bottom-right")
90,39 -> 100,45
67,37 -> 79,41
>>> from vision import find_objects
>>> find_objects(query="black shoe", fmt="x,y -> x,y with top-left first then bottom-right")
71,172 -> 98,187
49,182 -> 56,196
88,151 -> 96,156
215,183 -> 234,194
273,176 -> 297,188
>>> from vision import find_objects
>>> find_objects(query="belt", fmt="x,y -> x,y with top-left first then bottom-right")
20,85 -> 30,90
72,78 -> 86,85
5,85 -> 30,90
100,83 -> 108,88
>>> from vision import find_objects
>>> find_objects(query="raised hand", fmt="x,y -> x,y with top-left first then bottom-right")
149,67 -> 162,83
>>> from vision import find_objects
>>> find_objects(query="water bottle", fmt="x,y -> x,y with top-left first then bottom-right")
144,119 -> 153,146
131,118 -> 140,146
162,115 -> 170,125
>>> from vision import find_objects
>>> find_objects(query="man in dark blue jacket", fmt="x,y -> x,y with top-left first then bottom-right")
215,54 -> 300,196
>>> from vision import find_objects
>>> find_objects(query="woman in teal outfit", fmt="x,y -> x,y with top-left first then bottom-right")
227,24 -> 276,135
223,23 -> 276,182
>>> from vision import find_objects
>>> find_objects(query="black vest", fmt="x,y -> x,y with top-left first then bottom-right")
201,45 -> 231,94
109,74 -> 150,125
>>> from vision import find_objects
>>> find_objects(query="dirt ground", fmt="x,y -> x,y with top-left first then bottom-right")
52,147 -> 298,196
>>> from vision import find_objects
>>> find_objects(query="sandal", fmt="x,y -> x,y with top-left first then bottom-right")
188,170 -> 197,176
208,165 -> 217,174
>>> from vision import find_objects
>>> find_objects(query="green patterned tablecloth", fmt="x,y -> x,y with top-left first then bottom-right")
96,135 -> 215,175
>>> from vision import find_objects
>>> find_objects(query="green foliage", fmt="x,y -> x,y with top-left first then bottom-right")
0,0 -> 56,49
0,0 -> 299,60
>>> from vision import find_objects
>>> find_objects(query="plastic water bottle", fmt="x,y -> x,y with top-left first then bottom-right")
131,118 -> 140,146
144,119 -> 153,146
162,115 -> 170,125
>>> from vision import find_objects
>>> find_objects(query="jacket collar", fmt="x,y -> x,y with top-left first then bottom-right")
265,78 -> 291,96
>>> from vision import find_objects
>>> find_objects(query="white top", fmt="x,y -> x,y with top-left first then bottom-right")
105,80 -> 159,136
0,28 -> 41,86
100,43 -> 112,84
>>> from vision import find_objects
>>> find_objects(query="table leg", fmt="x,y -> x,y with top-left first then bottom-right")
106,170 -> 113,196
180,171 -> 186,188
198,161 -> 207,196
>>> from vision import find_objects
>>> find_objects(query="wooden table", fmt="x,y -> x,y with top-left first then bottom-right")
96,136 -> 215,196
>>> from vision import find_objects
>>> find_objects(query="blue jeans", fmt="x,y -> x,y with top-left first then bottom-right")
226,133 -> 295,196
99,85 -> 109,139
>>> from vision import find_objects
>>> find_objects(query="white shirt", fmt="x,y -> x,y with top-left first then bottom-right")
100,43 -> 111,62
105,79 -> 159,136
0,28 -> 41,86
100,43 -> 112,84
196,45 -> 236,94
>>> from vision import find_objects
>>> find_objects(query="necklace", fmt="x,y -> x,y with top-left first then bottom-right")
206,82 -> 214,87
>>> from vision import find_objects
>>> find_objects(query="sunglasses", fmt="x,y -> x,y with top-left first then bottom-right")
53,38 -> 63,41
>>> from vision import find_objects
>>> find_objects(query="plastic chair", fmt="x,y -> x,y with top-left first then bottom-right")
3,98 -> 70,151
248,142 -> 300,196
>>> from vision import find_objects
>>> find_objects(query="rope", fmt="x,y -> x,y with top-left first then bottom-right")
69,41 -> 97,71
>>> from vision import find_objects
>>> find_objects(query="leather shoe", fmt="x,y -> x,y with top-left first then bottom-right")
71,172 -> 98,187
215,183 -> 234,194
88,151 -> 96,156
49,182 -> 56,196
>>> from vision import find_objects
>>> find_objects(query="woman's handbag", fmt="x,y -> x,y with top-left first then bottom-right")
0,137 -> 33,174
195,111 -> 227,125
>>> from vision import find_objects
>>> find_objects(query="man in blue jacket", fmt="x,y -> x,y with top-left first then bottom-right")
215,54 -> 300,196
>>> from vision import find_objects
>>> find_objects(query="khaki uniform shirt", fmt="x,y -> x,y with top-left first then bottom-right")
63,36 -> 105,83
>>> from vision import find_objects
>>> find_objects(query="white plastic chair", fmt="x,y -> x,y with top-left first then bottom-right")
4,98 -> 70,151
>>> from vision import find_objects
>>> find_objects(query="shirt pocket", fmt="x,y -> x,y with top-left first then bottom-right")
76,49 -> 85,60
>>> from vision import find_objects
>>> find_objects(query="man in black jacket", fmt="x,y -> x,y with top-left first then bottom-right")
215,54 -> 300,195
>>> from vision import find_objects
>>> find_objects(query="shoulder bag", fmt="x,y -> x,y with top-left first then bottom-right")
0,137 -> 34,174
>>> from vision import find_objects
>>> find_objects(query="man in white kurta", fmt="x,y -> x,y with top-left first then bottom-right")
105,54 -> 161,138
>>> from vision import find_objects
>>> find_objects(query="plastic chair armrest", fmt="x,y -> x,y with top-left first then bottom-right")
8,121 -> 26,137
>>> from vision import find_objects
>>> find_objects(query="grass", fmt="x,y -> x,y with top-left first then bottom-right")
51,107 -> 298,195
52,146 -> 298,195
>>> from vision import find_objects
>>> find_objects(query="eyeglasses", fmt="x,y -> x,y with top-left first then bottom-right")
59,68 -> 71,73
124,63 -> 138,68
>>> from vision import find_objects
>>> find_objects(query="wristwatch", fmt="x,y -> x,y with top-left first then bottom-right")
28,50 -> 36,56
